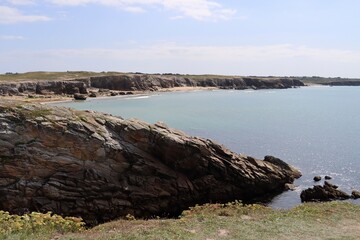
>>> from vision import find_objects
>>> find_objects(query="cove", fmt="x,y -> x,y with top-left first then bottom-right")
52,86 -> 360,208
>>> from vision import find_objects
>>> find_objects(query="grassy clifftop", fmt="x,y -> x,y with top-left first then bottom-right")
1,71 -> 360,85
0,71 -> 123,82
2,201 -> 360,240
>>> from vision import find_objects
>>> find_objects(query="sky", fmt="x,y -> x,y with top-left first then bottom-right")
0,0 -> 360,77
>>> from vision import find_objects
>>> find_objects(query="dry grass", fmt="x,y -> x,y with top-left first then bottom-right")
0,71 -> 124,82
41,201 -> 360,240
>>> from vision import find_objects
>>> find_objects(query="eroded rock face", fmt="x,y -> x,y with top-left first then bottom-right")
0,101 -> 301,225
0,80 -> 89,96
89,75 -> 305,91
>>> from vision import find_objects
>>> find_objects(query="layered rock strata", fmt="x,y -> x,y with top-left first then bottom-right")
0,101 -> 301,225
0,80 -> 88,96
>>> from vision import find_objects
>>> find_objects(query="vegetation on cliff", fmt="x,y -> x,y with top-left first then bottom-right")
1,201 -> 359,240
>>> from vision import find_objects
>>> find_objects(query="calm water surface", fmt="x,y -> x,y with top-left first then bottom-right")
52,86 -> 360,208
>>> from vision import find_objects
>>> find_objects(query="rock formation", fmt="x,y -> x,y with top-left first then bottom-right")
0,100 -> 301,225
0,74 -> 305,97
300,181 -> 351,202
0,80 -> 88,96
89,75 -> 305,91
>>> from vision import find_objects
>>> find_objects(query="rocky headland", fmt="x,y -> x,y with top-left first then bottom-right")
0,74 -> 306,98
0,100 -> 301,225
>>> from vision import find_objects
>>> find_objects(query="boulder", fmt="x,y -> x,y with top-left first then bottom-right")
313,176 -> 322,182
325,176 -> 332,180
351,191 -> 360,199
74,93 -> 87,100
0,101 -> 301,225
300,182 -> 350,202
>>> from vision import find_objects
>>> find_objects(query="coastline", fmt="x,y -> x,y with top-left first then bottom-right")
0,86 -> 220,104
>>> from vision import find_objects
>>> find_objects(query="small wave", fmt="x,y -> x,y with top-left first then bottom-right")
125,95 -> 151,100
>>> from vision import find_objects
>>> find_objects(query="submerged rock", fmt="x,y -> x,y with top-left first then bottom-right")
0,101 -> 301,225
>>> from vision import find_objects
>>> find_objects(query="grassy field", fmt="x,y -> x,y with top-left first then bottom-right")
1,201 -> 360,240
1,71 -> 360,85
0,71 -> 124,82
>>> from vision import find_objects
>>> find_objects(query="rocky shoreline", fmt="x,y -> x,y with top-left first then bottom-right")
0,100 -> 301,225
0,74 -> 306,99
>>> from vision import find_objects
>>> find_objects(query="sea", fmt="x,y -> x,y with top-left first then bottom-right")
51,86 -> 360,208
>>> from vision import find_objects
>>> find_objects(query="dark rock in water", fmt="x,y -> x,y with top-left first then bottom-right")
89,92 -> 97,98
351,191 -> 360,199
126,91 -> 134,95
74,93 -> 87,100
110,92 -> 118,96
300,182 -> 350,202
0,101 -> 301,225
325,176 -> 332,180
313,176 -> 322,182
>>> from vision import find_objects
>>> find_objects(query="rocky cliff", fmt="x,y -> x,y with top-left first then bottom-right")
89,75 -> 305,91
320,81 -> 360,86
0,101 -> 301,225
0,80 -> 89,96
0,74 -> 305,96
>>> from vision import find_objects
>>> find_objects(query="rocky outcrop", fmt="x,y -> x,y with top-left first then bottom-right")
74,93 -> 87,100
300,181 -> 351,202
0,75 -> 305,96
0,101 -> 301,225
89,75 -> 305,91
0,80 -> 89,96
322,81 -> 360,86
351,191 -> 360,199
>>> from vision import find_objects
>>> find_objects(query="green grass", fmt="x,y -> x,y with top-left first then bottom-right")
1,201 -> 356,240
0,71 -> 124,82
1,71 -> 360,85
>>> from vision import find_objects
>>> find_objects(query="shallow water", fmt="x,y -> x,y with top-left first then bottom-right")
52,86 -> 360,208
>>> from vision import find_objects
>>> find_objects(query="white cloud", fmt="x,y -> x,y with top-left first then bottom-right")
1,44 -> 360,77
0,6 -> 50,24
0,35 -> 24,40
48,0 -> 236,21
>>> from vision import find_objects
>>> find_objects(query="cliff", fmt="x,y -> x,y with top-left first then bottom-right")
0,100 -> 301,225
0,74 -> 305,96
0,80 -> 88,96
320,81 -> 360,86
89,75 -> 305,91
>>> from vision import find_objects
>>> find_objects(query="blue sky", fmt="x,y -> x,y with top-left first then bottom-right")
1,0 -> 359,77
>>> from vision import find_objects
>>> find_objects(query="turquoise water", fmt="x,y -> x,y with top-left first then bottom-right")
52,86 -> 360,208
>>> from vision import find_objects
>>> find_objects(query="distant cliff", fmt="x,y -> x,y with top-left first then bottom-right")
320,81 -> 360,86
89,75 -> 305,91
0,74 -> 305,96
0,100 -> 301,225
